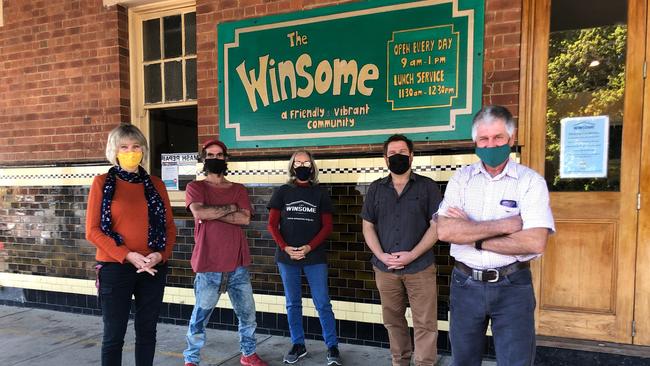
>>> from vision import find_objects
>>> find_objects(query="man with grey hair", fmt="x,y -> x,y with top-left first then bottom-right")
437,105 -> 554,365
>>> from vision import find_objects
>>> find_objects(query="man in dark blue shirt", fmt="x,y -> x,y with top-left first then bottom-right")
361,134 -> 442,366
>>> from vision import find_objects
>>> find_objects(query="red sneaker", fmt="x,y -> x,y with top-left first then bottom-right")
240,353 -> 268,366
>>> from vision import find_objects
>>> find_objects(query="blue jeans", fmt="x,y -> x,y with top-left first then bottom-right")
449,266 -> 536,366
184,267 -> 258,364
278,262 -> 338,348
98,262 -> 167,366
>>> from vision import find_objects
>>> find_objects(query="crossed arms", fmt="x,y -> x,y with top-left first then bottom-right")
436,207 -> 548,255
188,202 -> 251,225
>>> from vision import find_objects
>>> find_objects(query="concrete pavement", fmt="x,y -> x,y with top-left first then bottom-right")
0,304 -> 496,366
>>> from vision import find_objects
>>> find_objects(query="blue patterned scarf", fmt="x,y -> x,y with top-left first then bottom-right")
100,166 -> 167,251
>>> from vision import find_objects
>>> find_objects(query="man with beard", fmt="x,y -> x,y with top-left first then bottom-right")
183,139 -> 268,366
361,134 -> 442,366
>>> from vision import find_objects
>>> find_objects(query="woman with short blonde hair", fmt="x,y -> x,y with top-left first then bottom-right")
104,124 -> 149,166
86,123 -> 176,366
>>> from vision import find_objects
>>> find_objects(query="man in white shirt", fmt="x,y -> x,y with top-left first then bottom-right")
437,105 -> 555,366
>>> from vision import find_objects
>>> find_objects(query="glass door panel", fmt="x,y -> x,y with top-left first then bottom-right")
544,0 -> 627,191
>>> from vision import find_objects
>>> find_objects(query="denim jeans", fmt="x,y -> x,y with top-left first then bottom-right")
184,267 -> 258,364
449,266 -> 536,366
278,262 -> 338,348
98,262 -> 167,366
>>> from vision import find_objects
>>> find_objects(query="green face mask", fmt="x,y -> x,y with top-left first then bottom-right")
475,144 -> 511,168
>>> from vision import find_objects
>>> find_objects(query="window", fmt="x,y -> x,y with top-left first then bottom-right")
149,106 -> 197,180
142,11 -> 196,104
130,2 -> 198,182
544,0 -> 627,191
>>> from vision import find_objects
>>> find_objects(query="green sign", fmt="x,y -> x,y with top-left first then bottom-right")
218,0 -> 484,148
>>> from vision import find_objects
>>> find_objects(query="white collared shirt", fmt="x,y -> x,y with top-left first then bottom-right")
438,159 -> 555,269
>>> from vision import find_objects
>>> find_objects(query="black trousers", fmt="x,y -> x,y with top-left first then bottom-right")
98,262 -> 167,366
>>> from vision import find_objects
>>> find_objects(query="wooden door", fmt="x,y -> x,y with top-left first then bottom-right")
633,0 -> 650,346
523,0 -> 647,343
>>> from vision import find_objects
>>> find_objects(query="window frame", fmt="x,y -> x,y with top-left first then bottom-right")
128,0 -> 197,174
141,11 -> 197,105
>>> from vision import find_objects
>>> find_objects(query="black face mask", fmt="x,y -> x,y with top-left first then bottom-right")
204,158 -> 227,175
294,166 -> 312,181
388,154 -> 411,175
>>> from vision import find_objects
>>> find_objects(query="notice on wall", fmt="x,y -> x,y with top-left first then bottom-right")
560,116 -> 609,178
161,153 -> 198,190
218,0 -> 484,148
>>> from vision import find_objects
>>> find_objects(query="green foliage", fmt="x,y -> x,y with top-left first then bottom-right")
545,25 -> 626,191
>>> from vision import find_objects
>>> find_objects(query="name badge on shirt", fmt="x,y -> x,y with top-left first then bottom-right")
500,199 -> 518,208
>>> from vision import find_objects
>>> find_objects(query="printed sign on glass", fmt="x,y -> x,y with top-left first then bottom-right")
560,116 -> 609,178
161,153 -> 199,190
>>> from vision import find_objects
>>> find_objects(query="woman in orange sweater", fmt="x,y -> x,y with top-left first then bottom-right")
86,123 -> 176,366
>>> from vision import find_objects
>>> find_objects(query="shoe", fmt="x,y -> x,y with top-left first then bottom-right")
240,353 -> 268,366
184,363 -> 198,366
283,343 -> 308,364
326,346 -> 342,365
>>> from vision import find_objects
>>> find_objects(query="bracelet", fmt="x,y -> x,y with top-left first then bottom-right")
475,239 -> 484,250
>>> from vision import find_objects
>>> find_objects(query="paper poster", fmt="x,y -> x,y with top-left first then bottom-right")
560,116 -> 609,178
161,153 -> 198,190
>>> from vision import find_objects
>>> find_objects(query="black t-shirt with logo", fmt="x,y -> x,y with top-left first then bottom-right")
267,184 -> 333,265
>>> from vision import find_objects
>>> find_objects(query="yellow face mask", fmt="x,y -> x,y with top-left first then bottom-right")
117,151 -> 143,171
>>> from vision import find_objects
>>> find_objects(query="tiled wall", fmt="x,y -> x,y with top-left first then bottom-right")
0,181 -> 452,347
0,186 -> 96,278
0,152 -> 499,349
0,181 -> 453,300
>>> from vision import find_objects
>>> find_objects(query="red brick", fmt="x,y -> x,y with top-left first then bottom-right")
486,46 -> 520,59
3,0 -> 523,161
0,0 -> 128,164
503,57 -> 521,70
486,21 -> 520,36
486,0 -> 521,12
488,94 -> 518,106
501,9 -> 521,22
502,81 -> 519,94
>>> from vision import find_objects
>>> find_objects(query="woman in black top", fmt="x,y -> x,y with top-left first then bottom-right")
267,150 -> 342,365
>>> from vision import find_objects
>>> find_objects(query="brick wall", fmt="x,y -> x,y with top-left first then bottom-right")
0,0 -> 521,165
0,0 -> 129,165
482,0 -> 521,112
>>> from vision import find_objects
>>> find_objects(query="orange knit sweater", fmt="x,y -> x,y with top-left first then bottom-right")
85,173 -> 177,263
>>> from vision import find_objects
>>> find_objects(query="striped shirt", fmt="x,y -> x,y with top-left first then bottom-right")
438,159 -> 555,269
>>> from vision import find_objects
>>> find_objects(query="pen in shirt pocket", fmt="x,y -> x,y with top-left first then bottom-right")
500,199 -> 517,208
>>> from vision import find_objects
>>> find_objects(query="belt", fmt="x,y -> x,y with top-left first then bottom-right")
455,261 -> 530,283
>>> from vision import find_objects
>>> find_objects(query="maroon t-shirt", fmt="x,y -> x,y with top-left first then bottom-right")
185,180 -> 253,273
